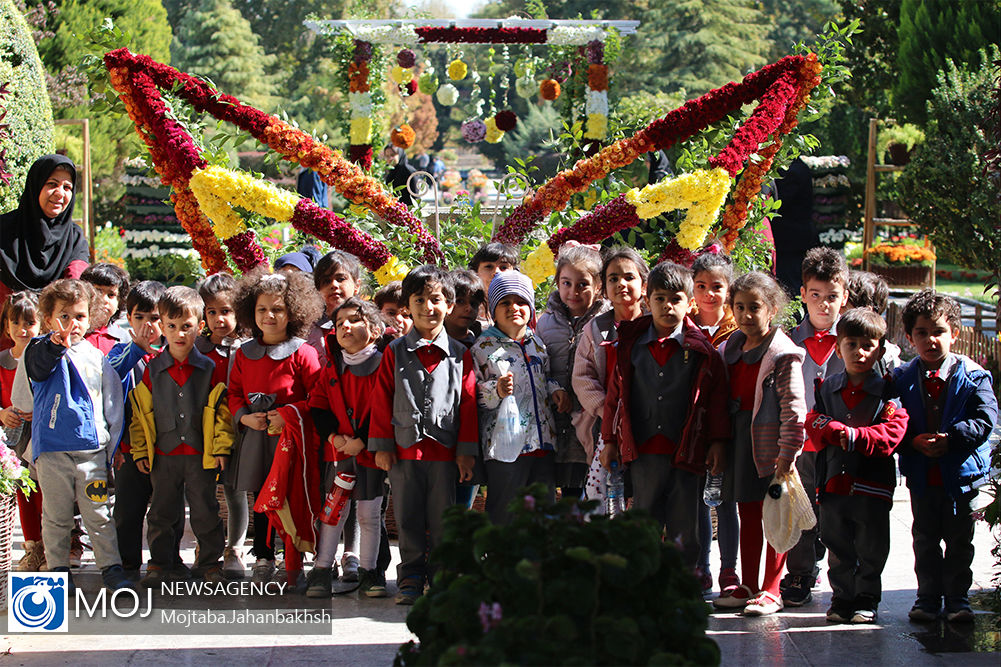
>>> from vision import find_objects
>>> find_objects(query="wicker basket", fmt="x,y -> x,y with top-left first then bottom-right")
871,264 -> 933,288
0,494 -> 18,610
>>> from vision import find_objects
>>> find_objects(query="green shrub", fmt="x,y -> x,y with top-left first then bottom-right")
396,485 -> 719,666
0,0 -> 55,213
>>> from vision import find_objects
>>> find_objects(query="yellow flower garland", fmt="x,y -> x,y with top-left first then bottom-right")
189,166 -> 299,240
523,243 -> 556,287
623,168 -> 732,250
373,255 -> 409,286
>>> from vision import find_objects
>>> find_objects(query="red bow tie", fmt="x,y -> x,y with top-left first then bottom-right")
924,371 -> 945,401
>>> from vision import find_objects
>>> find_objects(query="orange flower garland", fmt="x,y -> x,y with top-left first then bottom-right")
588,64 -> 608,91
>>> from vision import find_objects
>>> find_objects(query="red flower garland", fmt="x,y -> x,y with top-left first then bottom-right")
348,144 -> 373,170
289,199 -> 390,271
223,230 -> 268,269
415,27 -> 547,44
546,195 -> 641,253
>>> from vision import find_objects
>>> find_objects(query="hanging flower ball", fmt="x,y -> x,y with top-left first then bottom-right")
540,79 -> 561,101
390,66 -> 413,85
447,59 -> 468,81
461,119 -> 487,143
513,59 -> 532,78
391,124 -> 416,149
436,83 -> 459,106
485,117 -> 505,144
515,77 -> 536,99
494,110 -> 518,132
405,79 -> 418,96
397,48 -> 416,69
418,72 -> 438,95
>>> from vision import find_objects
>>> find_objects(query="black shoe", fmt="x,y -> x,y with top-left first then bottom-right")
359,568 -> 388,598
51,566 -> 76,597
305,566 -> 332,598
102,565 -> 136,591
781,575 -> 813,607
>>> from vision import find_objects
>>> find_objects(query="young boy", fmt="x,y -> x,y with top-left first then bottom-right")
804,308 -> 909,624
844,270 -> 900,374
11,279 -> 132,591
600,262 -> 729,569
107,280 -> 168,577
80,263 -> 131,354
374,281 -> 412,337
892,289 -> 998,623
444,269 -> 485,347
308,250 -> 363,365
129,286 -> 234,586
468,242 -> 520,295
784,247 -> 850,606
368,265 -> 478,605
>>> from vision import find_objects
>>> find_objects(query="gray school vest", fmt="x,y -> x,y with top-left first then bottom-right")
791,320 -> 845,411
391,333 -> 465,450
149,347 -> 215,454
629,340 -> 697,447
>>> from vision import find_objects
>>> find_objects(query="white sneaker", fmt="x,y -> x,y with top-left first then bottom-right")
251,558 -> 275,584
743,591 -> 784,616
223,547 -> 245,579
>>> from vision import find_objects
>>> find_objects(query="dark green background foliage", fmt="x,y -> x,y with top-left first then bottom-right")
396,485 -> 719,666
898,49 -> 1000,272
0,0 -> 55,212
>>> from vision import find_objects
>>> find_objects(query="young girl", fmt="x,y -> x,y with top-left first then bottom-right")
536,243 -> 607,500
307,250 -> 362,365
472,271 -> 569,525
228,272 -> 323,586
0,292 -> 43,570
691,251 -> 740,596
572,247 -> 649,503
197,273 -> 249,579
713,272 -> 806,616
306,298 -> 387,598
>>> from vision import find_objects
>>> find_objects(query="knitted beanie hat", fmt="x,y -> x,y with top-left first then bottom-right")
487,270 -> 535,320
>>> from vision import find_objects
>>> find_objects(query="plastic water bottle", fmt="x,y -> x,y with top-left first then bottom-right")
605,461 -> 625,517
319,472 -> 356,526
703,473 -> 723,508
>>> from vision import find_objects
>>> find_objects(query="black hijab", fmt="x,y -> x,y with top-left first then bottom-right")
385,147 -> 416,206
0,154 -> 89,291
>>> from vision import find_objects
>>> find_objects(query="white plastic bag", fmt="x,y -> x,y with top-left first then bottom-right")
486,361 -> 524,463
762,467 -> 817,553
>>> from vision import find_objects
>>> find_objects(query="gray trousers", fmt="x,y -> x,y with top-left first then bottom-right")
148,454 -> 224,571
36,449 -> 120,570
910,486 -> 977,605
819,494 -> 890,606
484,454 -> 555,525
786,451 -> 825,580
388,459 -> 456,586
630,454 -> 701,569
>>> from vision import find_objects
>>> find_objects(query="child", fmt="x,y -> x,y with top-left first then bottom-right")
368,265 -> 478,605
228,272 -> 323,585
107,280 -> 169,577
1,292 -> 43,570
197,272 -> 248,578
805,307 -> 909,624
307,298 -> 388,598
444,269 -> 485,348
783,247 -> 849,607
80,263 -> 131,354
130,287 -> 234,586
11,279 -> 132,591
690,251 -> 741,596
572,247 -> 649,501
473,271 -> 569,525
308,250 -> 363,365
468,242 -> 520,295
600,262 -> 728,570
892,289 -> 998,623
712,272 -> 806,616
374,281 -> 412,337
536,243 -> 607,500
845,270 -> 901,374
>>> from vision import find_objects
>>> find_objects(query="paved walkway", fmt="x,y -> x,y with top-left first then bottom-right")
2,489 -> 998,666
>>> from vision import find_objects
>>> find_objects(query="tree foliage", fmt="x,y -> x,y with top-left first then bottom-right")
893,0 -> 1001,123
0,0 -> 55,213
898,49 -> 1000,273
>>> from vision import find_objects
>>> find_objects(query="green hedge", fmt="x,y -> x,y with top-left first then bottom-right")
0,0 -> 55,213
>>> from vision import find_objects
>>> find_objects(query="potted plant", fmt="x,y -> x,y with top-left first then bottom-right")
865,241 -> 936,286
877,123 -> 925,166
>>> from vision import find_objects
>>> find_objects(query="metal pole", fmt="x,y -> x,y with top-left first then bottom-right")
863,118 -> 878,272
490,172 -> 529,236
82,118 -> 93,262
406,170 -> 440,240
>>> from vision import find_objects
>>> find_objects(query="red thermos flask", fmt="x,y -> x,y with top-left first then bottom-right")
319,472 -> 356,526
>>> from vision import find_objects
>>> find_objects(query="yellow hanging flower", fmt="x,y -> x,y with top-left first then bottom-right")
447,59 -> 468,81
374,255 -> 409,286
189,166 -> 299,240
583,113 -> 607,139
390,66 -> 413,84
484,117 -> 505,144
349,117 -> 372,144
623,167 -> 732,250
523,243 -> 556,288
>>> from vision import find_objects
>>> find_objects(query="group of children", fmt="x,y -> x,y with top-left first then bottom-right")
0,240 -> 995,624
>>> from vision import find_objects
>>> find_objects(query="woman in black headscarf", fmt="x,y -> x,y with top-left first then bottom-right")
383,146 -> 416,206
0,154 -> 90,302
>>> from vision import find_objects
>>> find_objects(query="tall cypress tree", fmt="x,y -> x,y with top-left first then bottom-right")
171,0 -> 277,112
893,0 -> 1001,123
